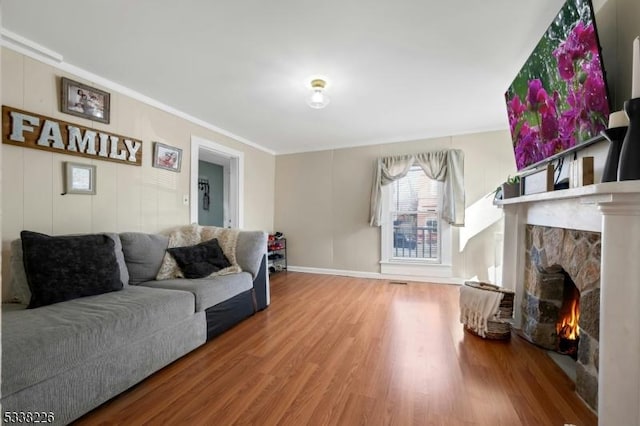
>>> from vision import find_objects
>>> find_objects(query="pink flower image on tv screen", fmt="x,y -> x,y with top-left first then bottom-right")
505,0 -> 610,171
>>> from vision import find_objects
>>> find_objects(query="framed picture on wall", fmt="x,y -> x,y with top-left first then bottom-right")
152,142 -> 182,172
64,162 -> 97,195
60,77 -> 111,124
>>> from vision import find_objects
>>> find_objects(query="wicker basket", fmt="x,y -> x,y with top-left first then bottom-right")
462,281 -> 514,340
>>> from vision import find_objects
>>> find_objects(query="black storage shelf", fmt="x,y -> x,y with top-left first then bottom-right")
268,237 -> 287,274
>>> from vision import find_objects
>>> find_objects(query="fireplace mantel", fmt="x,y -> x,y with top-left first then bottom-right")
496,181 -> 640,426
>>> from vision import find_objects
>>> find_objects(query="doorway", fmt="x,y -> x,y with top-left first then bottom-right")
198,160 -> 225,227
190,135 -> 244,228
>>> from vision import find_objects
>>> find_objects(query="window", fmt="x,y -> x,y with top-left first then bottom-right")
390,166 -> 441,261
380,166 -> 452,277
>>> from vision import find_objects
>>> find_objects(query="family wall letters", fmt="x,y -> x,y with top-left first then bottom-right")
2,105 -> 142,166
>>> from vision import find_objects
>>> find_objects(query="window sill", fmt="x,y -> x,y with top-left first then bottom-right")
380,261 -> 453,278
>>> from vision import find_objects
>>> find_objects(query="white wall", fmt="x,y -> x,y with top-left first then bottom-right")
1,47 -> 276,300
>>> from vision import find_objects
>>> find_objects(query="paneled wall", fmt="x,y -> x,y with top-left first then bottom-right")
1,48 -> 276,300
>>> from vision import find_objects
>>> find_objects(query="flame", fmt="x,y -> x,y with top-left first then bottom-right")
557,298 -> 580,340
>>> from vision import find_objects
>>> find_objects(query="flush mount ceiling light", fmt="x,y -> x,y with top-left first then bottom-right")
307,78 -> 330,109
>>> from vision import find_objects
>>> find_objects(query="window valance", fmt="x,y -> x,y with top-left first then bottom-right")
369,149 -> 465,226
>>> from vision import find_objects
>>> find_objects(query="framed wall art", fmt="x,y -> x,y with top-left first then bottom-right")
64,162 -> 97,195
61,77 -> 111,124
152,142 -> 182,172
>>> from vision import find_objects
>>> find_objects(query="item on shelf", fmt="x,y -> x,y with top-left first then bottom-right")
601,126 -> 628,182
521,164 -> 554,195
569,157 -> 594,188
618,98 -> 640,180
501,176 -> 521,199
267,234 -> 287,274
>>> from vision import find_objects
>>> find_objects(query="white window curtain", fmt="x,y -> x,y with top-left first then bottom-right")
369,149 -> 465,226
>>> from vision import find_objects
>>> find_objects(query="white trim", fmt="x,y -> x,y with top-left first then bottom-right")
190,135 -> 244,228
223,163 -> 231,226
0,30 -> 275,156
287,265 -> 463,285
1,29 -> 63,62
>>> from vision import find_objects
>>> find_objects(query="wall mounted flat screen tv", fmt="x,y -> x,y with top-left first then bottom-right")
505,0 -> 610,171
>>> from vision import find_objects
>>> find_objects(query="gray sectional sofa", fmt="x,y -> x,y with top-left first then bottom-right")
1,229 -> 269,425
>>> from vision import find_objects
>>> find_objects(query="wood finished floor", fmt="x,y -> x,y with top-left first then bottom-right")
75,272 -> 597,426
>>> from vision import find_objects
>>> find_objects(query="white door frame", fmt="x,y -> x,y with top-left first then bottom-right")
190,135 -> 244,228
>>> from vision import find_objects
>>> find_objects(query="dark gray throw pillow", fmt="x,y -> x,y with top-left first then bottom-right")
21,230 -> 123,309
167,238 -> 231,279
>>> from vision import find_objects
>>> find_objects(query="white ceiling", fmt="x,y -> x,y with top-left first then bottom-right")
2,0 -> 570,154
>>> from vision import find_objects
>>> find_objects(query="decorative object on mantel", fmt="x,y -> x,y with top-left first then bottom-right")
460,281 -> 514,340
601,111 -> 629,182
501,175 -> 521,199
198,178 -> 210,211
492,175 -> 521,201
60,77 -> 111,124
521,163 -> 554,195
569,156 -> 594,188
2,106 -> 142,166
152,142 -> 182,172
618,36 -> 640,181
63,162 -> 96,195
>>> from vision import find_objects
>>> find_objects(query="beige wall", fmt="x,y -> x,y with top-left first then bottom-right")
1,47 -> 275,300
274,130 -> 517,281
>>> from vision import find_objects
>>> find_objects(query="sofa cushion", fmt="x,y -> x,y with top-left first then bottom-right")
167,238 -> 231,278
21,231 -> 123,308
10,233 -> 129,305
140,272 -> 253,312
1,286 -> 195,398
120,233 -> 169,285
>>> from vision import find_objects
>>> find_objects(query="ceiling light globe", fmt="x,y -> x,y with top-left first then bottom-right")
308,90 -> 330,109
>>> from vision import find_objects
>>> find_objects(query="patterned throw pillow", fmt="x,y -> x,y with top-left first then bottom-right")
20,231 -> 123,308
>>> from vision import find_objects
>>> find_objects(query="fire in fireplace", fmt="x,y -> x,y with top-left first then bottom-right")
556,274 -> 580,358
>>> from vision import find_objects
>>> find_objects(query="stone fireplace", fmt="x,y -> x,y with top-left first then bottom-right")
497,181 -> 640,426
521,225 -> 600,410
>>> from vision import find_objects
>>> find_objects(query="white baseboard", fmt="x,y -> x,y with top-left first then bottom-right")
287,266 -> 464,285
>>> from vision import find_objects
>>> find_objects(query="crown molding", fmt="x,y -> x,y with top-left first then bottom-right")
1,28 -> 63,62
0,29 -> 276,156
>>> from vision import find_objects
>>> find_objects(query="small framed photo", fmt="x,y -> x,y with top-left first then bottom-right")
152,142 -> 182,172
61,77 -> 110,124
65,162 -> 97,195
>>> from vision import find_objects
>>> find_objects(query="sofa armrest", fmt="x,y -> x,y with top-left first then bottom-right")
236,230 -> 269,310
252,255 -> 269,310
236,231 -> 268,279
